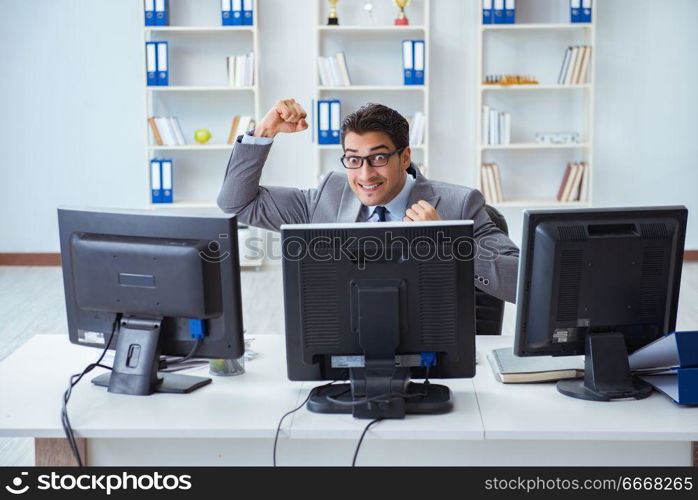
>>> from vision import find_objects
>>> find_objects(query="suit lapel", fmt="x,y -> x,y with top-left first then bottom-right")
337,182 -> 363,222
407,166 -> 441,210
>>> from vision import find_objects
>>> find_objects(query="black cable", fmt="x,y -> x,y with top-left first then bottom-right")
352,418 -> 382,467
326,390 -> 425,407
166,339 -> 202,366
61,315 -> 119,467
273,379 -> 340,467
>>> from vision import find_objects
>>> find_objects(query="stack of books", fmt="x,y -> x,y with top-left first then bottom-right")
481,105 -> 511,145
408,112 -> 426,146
317,53 -> 352,87
148,117 -> 186,146
558,46 -> 592,85
226,116 -> 256,143
480,163 -> 504,204
227,53 -> 255,87
556,161 -> 589,202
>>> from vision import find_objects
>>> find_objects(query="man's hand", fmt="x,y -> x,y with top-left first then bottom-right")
254,98 -> 308,138
403,200 -> 441,222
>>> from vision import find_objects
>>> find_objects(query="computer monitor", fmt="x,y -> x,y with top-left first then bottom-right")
58,207 -> 245,396
281,220 -> 476,419
514,206 -> 687,401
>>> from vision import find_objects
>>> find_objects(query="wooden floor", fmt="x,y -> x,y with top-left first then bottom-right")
1,263 -> 697,465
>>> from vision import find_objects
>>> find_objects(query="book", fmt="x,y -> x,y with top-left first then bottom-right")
148,117 -> 164,145
491,162 -> 504,202
487,347 -> 584,383
335,52 -> 352,86
227,116 -> 241,144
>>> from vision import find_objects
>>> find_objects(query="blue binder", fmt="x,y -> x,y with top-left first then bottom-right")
144,0 -> 156,26
221,0 -> 233,26
242,0 -> 253,26
493,0 -> 504,24
232,0 -> 243,26
570,0 -> 582,23
317,101 -> 332,145
155,0 -> 168,26
630,331 -> 698,371
150,159 -> 162,203
402,40 -> 414,85
642,369 -> 698,406
146,42 -> 157,86
160,159 -> 173,203
482,0 -> 493,24
330,100 -> 341,144
504,0 -> 515,24
156,41 -> 168,86
582,0 -> 592,22
413,40 -> 425,85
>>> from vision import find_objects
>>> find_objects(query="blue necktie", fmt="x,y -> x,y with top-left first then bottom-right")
374,206 -> 388,222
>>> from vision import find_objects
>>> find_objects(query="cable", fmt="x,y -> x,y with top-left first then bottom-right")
326,390 -> 425,407
273,379 -> 341,467
352,418 -> 382,467
61,314 -> 120,466
166,339 -> 202,366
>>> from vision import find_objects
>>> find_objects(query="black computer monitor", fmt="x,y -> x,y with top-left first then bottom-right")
58,207 -> 245,395
281,221 -> 476,419
514,206 -> 687,401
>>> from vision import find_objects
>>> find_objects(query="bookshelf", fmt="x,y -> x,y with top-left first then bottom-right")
475,0 -> 596,241
143,0 -> 262,267
313,0 -> 430,180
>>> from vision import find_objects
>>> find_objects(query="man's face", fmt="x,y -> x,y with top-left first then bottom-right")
343,131 -> 411,207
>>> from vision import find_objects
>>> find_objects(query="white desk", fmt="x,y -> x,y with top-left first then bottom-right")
1,335 -> 696,466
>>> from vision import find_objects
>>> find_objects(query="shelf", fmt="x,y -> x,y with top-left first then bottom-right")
147,86 -> 256,92
481,142 -> 590,150
318,25 -> 426,32
481,23 -> 593,31
148,144 -> 234,151
493,199 -> 591,209
481,84 -> 590,91
318,85 -> 426,91
145,26 -> 255,32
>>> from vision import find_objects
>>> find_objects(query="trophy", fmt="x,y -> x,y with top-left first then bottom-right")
393,0 -> 409,25
327,0 -> 339,25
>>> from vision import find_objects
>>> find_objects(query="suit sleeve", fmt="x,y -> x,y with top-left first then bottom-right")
462,189 -> 520,304
217,137 -> 327,232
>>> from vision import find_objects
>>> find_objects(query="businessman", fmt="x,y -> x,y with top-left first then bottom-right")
218,99 -> 519,303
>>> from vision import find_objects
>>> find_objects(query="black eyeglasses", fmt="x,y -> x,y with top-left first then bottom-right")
340,148 -> 405,169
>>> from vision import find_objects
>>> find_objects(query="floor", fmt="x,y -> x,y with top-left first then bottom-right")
1,263 -> 697,465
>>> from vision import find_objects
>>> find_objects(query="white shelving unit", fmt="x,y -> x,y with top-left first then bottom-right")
475,0 -> 596,237
143,0 -> 262,267
313,0 -> 430,180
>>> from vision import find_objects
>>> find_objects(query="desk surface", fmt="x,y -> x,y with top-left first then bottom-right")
1,335 -> 697,442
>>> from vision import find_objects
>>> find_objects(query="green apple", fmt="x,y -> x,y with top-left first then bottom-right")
194,129 -> 212,144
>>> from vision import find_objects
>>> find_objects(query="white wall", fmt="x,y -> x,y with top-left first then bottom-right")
1,0 -> 696,252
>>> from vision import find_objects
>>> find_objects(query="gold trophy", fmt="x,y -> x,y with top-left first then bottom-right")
327,0 -> 339,25
394,0 -> 410,25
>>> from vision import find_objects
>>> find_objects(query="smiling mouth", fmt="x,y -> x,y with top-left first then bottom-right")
358,181 -> 384,191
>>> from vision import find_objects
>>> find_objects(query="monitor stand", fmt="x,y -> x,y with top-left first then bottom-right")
91,316 -> 211,395
306,283 -> 453,419
557,331 -> 652,402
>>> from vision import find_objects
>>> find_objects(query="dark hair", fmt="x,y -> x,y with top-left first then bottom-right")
341,103 -> 409,151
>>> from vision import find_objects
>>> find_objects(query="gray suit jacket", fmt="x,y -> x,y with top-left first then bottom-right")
217,138 -> 520,303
